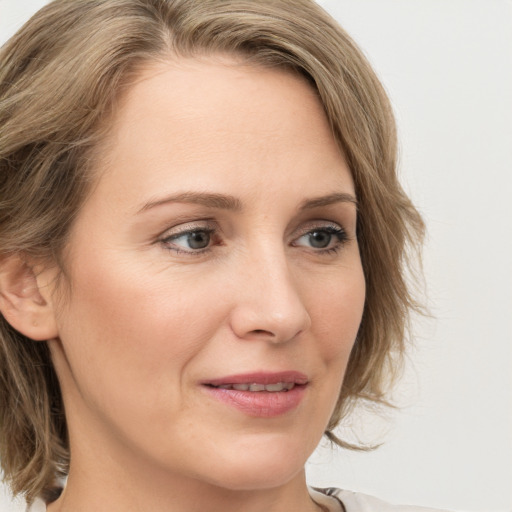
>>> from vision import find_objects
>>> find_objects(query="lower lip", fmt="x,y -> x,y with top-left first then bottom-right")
202,385 -> 307,417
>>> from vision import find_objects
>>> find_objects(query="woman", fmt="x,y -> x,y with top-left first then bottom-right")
0,1 -> 438,511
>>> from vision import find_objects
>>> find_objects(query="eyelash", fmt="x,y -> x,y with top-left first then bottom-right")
292,224 -> 349,255
159,223 -> 218,256
159,222 -> 349,256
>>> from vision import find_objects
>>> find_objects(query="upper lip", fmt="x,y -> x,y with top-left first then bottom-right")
203,371 -> 309,387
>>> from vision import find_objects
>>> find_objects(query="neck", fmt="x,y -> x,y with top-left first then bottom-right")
47,468 -> 320,512
46,430 -> 320,512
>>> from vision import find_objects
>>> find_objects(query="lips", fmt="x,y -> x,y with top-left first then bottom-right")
203,371 -> 309,387
201,371 -> 308,417
210,382 -> 296,392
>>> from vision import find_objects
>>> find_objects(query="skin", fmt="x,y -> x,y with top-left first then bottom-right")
40,56 -> 366,512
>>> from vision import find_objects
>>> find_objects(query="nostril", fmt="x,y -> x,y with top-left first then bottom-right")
251,329 -> 274,336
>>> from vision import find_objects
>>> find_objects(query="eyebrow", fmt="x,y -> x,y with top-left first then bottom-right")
137,192 -> 243,213
137,191 -> 357,214
298,192 -> 358,210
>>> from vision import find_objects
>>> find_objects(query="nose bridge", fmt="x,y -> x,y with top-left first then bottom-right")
230,240 -> 311,343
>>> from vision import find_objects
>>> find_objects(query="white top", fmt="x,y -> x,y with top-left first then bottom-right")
28,487 -> 450,511
310,487 -> 451,511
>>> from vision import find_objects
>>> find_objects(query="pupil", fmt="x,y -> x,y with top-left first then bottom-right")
309,230 -> 331,248
188,231 -> 210,249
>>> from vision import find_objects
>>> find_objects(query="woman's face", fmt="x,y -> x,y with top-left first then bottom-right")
49,57 -> 365,491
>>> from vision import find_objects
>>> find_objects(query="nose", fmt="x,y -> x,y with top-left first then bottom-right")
229,250 -> 311,344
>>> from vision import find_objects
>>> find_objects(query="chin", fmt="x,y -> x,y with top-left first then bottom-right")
195,434 -> 312,491
205,464 -> 304,492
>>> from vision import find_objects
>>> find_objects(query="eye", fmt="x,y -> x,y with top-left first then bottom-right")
293,225 -> 348,253
305,230 -> 333,249
161,227 -> 215,253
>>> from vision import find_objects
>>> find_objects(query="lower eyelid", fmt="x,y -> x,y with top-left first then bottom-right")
165,229 -> 212,243
292,230 -> 348,251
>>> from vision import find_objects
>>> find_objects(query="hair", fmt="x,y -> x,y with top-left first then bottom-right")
0,0 -> 425,503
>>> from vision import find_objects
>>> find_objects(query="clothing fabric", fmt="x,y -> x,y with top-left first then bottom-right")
28,487 -> 450,511
26,499 -> 45,512
311,487 -> 451,512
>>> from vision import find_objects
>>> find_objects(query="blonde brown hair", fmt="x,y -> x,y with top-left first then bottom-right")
0,0 -> 424,502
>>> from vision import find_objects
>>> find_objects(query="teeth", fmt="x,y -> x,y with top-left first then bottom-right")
214,382 -> 297,392
248,383 -> 266,392
265,382 -> 284,392
232,384 -> 250,391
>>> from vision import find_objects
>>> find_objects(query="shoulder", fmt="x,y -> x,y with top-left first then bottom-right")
29,488 -> 452,512
313,487 -> 453,512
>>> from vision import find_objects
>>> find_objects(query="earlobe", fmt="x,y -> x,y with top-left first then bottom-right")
0,254 -> 59,341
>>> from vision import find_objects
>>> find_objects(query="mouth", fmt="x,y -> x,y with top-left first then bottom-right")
202,371 -> 308,390
207,382 -> 298,392
201,371 -> 309,417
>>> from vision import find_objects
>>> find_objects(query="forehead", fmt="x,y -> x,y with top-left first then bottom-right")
113,56 -> 332,143
90,56 -> 353,211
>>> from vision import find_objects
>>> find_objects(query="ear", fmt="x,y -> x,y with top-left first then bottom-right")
0,254 -> 59,341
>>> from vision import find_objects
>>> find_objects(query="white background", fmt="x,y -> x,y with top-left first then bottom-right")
0,1 -> 510,511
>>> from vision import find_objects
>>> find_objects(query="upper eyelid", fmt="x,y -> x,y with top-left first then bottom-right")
156,217 -> 351,241
291,220 -> 348,238
293,224 -> 348,244
159,226 -> 217,255
165,228 -> 215,242
294,219 -> 344,231
160,220 -> 346,236
159,220 -> 218,238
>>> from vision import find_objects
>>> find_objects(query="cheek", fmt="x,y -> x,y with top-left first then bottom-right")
64,253 -> 217,337
313,268 -> 365,416
307,265 -> 366,362
53,257 -> 225,409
